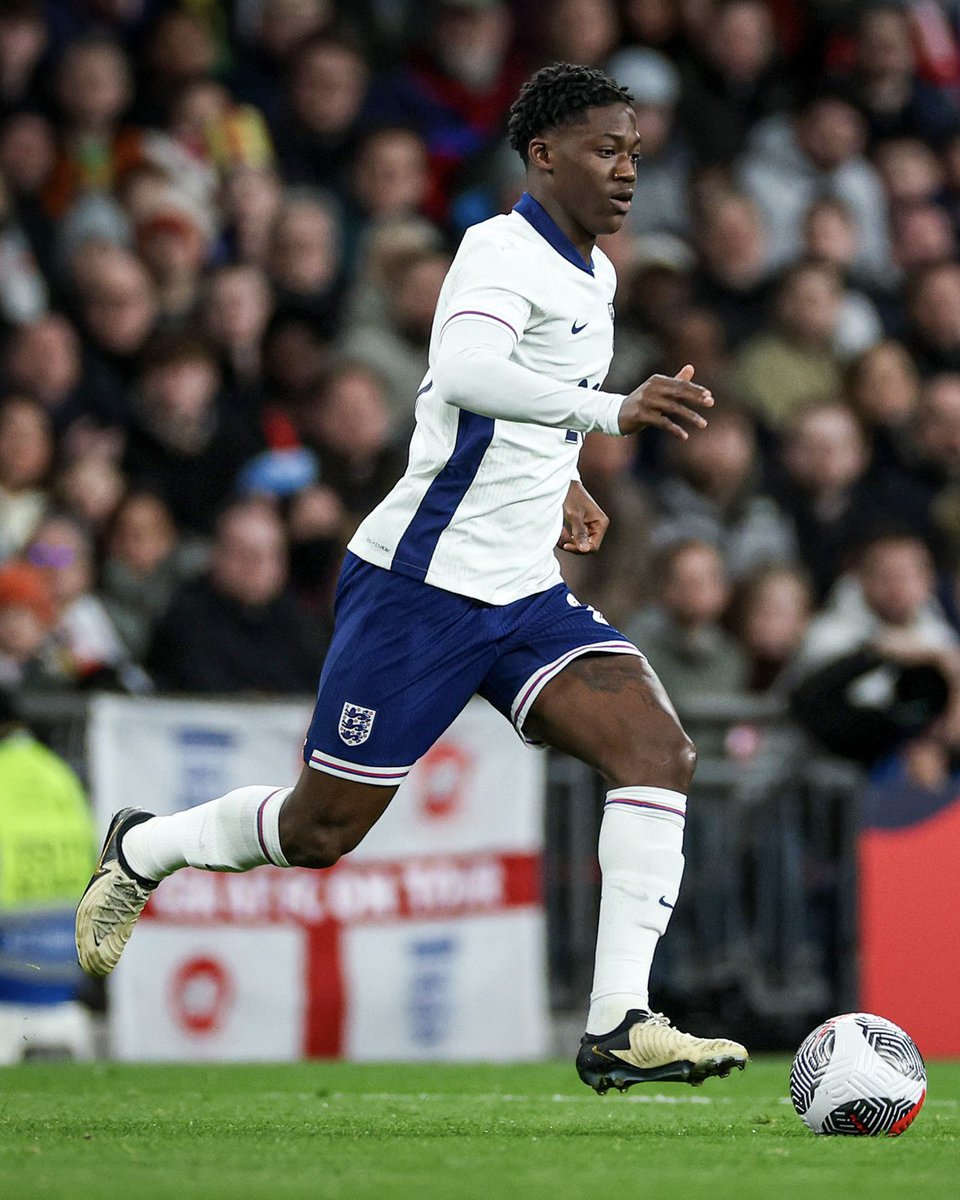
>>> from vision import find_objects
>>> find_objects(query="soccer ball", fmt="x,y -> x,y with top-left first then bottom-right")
790,1013 -> 926,1136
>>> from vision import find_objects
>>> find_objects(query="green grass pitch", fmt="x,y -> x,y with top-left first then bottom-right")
1,1058 -> 957,1200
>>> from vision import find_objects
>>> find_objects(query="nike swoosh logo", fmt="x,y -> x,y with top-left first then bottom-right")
571,321 -> 588,334
658,896 -> 675,909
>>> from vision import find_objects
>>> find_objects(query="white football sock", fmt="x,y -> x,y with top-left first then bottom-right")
586,786 -> 686,1035
121,785 -> 292,882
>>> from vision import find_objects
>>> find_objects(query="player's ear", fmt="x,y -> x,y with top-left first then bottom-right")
528,138 -> 551,173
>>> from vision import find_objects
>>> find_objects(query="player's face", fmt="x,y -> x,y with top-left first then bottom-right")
543,103 -> 640,240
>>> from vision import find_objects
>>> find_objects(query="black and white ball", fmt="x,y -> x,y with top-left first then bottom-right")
790,1013 -> 926,1136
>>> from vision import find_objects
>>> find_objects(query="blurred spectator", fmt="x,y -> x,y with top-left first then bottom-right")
792,531 -> 959,767
347,125 -> 432,245
881,371 -> 960,562
801,196 -> 885,354
147,498 -> 321,693
42,37 -> 143,220
844,338 -> 920,472
849,5 -> 959,147
122,333 -> 265,535
0,0 -> 47,116
607,235 -> 696,392
890,199 -> 957,274
797,531 -> 958,669
728,563 -> 813,693
677,0 -> 792,167
203,263 -> 275,391
217,164 -> 283,267
730,258 -> 846,427
100,490 -> 205,661
365,0 -> 526,220
285,477 -> 347,617
608,46 -> 691,237
904,260 -> 960,375
625,539 -> 748,723
543,0 -> 619,69
691,190 -> 773,349
659,305 -> 730,397
343,126 -> 435,272
0,393 -> 52,562
69,242 -> 158,426
0,560 -> 60,688
2,314 -> 86,435
338,247 -> 451,434
261,305 -> 333,410
0,688 -> 97,1064
298,362 -> 406,532
272,34 -> 369,193
739,84 -> 893,286
775,401 -> 884,602
134,190 -> 213,327
54,452 -> 125,539
114,161 -> 177,229
268,190 -> 344,332
649,403 -> 796,580
25,513 -> 142,689
873,135 -> 945,209
344,214 -> 446,330
0,109 -> 57,282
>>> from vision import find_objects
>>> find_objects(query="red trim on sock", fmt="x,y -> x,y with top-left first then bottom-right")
256,789 -> 284,866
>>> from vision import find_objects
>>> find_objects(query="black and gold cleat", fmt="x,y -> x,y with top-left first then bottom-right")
577,1009 -> 749,1094
76,807 -> 158,977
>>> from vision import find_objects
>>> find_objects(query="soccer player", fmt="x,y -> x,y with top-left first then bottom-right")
77,63 -> 749,1090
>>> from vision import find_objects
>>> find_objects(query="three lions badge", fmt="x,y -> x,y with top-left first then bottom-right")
338,702 -> 376,746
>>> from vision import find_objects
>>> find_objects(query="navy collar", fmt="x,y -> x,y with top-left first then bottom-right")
513,192 -> 594,276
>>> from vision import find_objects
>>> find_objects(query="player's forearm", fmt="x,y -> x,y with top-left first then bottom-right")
433,319 -> 624,435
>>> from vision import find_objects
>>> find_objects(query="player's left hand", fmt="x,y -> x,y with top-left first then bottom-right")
559,480 -> 609,554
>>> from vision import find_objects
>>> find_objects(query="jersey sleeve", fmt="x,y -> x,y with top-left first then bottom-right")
438,229 -> 534,345
434,316 -> 625,435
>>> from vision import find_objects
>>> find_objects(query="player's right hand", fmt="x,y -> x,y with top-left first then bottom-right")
617,364 -> 714,438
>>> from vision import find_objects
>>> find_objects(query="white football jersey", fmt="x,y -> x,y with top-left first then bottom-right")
349,192 -> 624,605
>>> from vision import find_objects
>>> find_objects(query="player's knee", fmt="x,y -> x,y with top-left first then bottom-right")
605,725 -> 697,792
673,733 -> 697,791
282,821 -> 345,870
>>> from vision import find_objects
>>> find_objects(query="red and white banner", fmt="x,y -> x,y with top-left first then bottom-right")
89,696 -> 549,1061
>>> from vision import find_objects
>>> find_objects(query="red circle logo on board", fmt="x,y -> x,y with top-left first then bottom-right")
418,742 -> 472,819
170,956 -> 233,1035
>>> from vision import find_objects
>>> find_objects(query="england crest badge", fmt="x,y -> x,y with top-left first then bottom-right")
338,701 -> 376,746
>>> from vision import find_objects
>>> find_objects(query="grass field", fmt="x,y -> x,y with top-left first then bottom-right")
1,1058 -> 957,1200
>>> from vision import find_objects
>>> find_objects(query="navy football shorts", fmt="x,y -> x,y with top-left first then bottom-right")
303,552 -> 641,786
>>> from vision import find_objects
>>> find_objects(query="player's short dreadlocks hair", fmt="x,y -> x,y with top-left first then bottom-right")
507,62 -> 633,164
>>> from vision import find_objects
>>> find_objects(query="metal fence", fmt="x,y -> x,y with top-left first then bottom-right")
18,690 -> 864,1050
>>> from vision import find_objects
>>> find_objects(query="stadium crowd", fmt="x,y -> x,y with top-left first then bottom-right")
3,0 -> 960,783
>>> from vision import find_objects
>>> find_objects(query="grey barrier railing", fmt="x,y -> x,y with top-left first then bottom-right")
16,691 -> 864,1049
